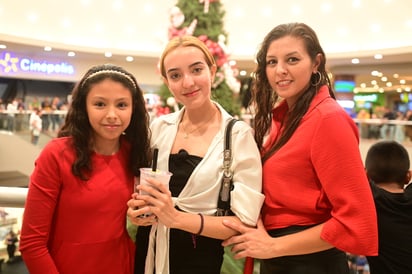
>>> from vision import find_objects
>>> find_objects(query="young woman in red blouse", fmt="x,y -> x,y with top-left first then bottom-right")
20,64 -> 151,274
222,22 -> 378,274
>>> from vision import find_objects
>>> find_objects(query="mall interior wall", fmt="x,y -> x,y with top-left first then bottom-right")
0,49 -> 163,104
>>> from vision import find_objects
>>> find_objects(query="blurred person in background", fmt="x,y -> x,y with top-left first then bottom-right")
29,108 -> 42,145
4,229 -> 19,263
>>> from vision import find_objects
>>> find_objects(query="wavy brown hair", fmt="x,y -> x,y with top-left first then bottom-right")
58,64 -> 151,180
252,23 -> 335,163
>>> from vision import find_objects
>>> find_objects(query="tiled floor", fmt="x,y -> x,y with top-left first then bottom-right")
0,257 -> 28,274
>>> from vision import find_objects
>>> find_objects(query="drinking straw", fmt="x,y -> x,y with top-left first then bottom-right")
152,148 -> 159,172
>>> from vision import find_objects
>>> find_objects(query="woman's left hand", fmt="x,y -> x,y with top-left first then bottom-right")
222,218 -> 274,259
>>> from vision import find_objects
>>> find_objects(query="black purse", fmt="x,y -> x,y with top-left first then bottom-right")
216,118 -> 238,216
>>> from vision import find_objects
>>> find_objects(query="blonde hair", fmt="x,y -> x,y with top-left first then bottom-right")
159,35 -> 216,78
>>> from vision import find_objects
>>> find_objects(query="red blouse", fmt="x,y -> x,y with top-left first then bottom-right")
262,86 -> 378,256
20,137 -> 135,273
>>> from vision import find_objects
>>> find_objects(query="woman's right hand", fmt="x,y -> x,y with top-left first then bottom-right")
126,196 -> 158,226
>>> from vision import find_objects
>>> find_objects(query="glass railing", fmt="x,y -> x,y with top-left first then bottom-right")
0,110 -> 67,134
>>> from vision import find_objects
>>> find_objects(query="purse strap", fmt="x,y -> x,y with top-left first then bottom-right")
216,118 -> 238,216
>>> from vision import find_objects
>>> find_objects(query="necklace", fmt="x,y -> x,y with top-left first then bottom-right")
181,110 -> 217,139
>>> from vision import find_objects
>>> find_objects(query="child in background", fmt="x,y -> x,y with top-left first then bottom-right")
365,140 -> 412,274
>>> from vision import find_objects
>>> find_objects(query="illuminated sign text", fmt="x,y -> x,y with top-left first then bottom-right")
0,52 -> 75,76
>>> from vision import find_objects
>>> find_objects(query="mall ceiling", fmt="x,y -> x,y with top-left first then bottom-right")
1,0 -> 411,93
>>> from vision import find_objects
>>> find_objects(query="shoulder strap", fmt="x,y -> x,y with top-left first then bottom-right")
216,118 -> 238,216
223,118 -> 238,174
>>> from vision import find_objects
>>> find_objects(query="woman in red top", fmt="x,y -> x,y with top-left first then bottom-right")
19,64 -> 151,274
222,22 -> 378,273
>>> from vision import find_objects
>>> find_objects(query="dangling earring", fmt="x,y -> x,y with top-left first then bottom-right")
311,71 -> 322,87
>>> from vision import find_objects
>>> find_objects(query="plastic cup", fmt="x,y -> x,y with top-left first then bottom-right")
138,167 -> 173,194
137,167 -> 173,216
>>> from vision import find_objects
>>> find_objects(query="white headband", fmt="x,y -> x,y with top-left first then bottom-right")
82,70 -> 137,90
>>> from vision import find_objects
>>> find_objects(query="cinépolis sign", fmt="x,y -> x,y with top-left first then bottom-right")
0,51 -> 75,76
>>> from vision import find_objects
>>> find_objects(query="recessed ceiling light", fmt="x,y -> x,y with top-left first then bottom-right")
336,27 -> 349,37
370,23 -> 381,33
126,56 -> 134,62
374,54 -> 383,59
113,0 -> 124,10
68,51 -> 76,57
0,44 -> 6,49
104,52 -> 112,58
291,4 -> 302,15
143,3 -> 153,13
320,2 -> 332,13
62,18 -> 72,28
352,0 -> 361,8
233,8 -> 244,18
80,0 -> 91,5
351,58 -> 360,64
27,12 -> 38,23
261,7 -> 272,17
44,46 -> 52,51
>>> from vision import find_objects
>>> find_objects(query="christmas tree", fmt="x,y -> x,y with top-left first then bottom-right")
158,0 -> 241,116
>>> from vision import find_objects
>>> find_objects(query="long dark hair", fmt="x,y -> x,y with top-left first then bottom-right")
252,22 -> 335,163
58,64 -> 151,180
